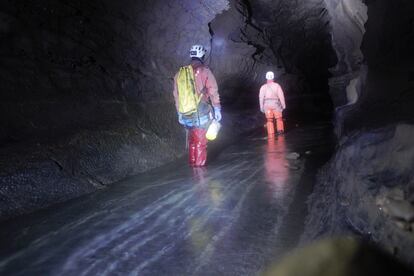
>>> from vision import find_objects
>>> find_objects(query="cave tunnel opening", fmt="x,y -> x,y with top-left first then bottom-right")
207,0 -> 337,125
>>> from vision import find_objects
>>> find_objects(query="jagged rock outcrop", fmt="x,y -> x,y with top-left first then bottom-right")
302,124 -> 414,266
300,0 -> 414,268
325,0 -> 414,135
324,0 -> 367,109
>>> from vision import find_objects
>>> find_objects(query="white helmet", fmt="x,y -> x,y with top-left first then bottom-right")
266,71 -> 274,80
190,45 -> 207,59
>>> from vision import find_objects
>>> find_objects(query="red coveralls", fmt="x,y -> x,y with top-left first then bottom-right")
259,80 -> 286,138
173,59 -> 220,166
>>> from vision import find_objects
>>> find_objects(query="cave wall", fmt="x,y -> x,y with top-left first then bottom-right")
208,0 -> 270,109
0,0 -> 345,145
302,124 -> 414,266
326,0 -> 414,135
1,0 -> 261,220
0,0 -> 230,144
324,0 -> 367,108
302,0 -> 414,267
0,0 -> 275,220
348,0 -> 414,131
238,0 -> 337,119
0,0 -> 341,220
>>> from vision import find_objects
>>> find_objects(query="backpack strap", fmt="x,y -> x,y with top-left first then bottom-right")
197,66 -> 214,111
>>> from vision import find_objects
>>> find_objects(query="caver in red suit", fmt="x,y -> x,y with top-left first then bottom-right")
173,45 -> 221,167
259,71 -> 286,138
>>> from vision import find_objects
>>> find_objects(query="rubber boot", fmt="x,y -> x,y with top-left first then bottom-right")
266,119 -> 275,138
189,128 -> 208,166
189,143 -> 196,166
194,128 -> 207,166
276,116 -> 284,134
188,129 -> 197,166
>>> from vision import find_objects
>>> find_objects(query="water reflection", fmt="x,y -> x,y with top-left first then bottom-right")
189,167 -> 225,255
264,136 -> 290,202
192,167 -> 224,208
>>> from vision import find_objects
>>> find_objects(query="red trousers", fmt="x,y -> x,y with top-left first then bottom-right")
265,109 -> 284,137
188,128 -> 208,167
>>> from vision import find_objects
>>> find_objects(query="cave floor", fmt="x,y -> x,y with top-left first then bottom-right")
0,122 -> 334,276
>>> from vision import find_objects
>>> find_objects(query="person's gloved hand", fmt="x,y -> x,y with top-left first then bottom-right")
213,106 -> 222,122
178,113 -> 185,125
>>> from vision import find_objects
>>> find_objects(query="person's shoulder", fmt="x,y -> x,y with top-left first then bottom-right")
200,66 -> 216,77
272,82 -> 282,88
200,64 -> 211,72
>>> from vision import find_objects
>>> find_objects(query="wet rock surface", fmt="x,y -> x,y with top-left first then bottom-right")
0,109 -> 262,222
377,195 -> 414,223
264,238 -> 413,276
302,124 -> 414,267
0,103 -> 183,221
286,152 -> 300,160
0,123 -> 334,275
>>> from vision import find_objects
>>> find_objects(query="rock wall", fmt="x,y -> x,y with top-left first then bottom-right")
303,0 -> 414,268
0,0 -> 277,221
325,0 -> 414,135
302,124 -> 414,266
0,0 -> 230,144
0,0 -> 255,220
324,0 -> 367,109
0,0 -> 341,220
239,0 -> 337,119
209,0 -> 267,110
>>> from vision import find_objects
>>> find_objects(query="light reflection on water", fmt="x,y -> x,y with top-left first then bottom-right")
264,136 -> 291,203
0,125 -> 333,276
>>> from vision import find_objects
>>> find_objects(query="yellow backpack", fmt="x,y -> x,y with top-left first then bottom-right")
177,65 -> 201,115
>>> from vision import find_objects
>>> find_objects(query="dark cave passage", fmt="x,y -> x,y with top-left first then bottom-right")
1,0 -> 414,274
208,0 -> 337,122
